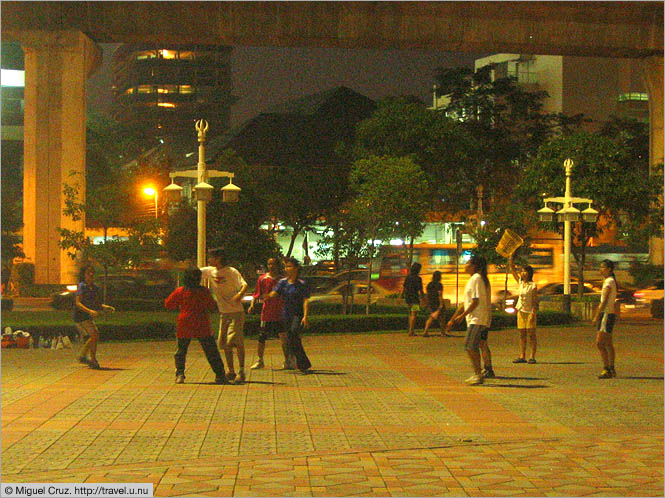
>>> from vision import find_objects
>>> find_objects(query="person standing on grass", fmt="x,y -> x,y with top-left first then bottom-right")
248,257 -> 292,370
446,255 -> 494,385
592,259 -> 619,379
508,254 -> 539,364
201,247 -> 248,384
402,262 -> 425,336
423,270 -> 447,337
165,267 -> 229,385
267,257 -> 312,373
74,265 -> 115,370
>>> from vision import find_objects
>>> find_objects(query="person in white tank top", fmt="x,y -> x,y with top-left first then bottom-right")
591,259 -> 618,379
508,254 -> 539,364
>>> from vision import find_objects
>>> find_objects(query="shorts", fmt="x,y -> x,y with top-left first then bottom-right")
464,324 -> 489,352
427,304 -> 442,314
258,321 -> 282,344
517,311 -> 536,329
597,313 -> 616,334
75,319 -> 99,338
218,311 -> 245,348
408,304 -> 421,313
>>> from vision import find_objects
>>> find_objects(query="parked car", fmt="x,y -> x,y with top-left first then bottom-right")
51,270 -> 176,309
309,282 -> 387,305
330,270 -> 369,284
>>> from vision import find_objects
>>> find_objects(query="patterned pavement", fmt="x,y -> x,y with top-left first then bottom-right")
1,314 -> 663,496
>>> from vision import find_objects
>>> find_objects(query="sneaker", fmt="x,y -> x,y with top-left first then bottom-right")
465,374 -> 484,385
78,356 -> 90,365
250,359 -> 264,370
609,367 -> 617,378
282,360 -> 296,370
598,368 -> 612,379
88,359 -> 101,370
236,370 -> 246,384
215,375 -> 230,385
513,357 -> 527,363
481,367 -> 496,378
527,358 -> 537,364
227,371 -> 236,383
175,374 -> 185,384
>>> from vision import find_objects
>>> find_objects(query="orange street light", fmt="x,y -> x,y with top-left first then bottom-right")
142,186 -> 158,219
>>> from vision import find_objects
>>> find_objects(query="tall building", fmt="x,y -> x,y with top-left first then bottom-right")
112,45 -> 236,142
473,54 -> 648,124
1,42 -> 25,191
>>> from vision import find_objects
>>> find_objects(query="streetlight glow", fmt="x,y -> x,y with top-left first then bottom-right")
142,186 -> 158,219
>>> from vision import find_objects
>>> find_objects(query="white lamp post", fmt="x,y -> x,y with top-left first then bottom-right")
164,119 -> 241,267
538,158 -> 598,314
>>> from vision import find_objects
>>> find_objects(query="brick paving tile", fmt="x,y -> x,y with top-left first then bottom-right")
2,318 -> 663,496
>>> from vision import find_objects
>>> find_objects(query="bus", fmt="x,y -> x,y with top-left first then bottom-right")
375,242 -> 563,306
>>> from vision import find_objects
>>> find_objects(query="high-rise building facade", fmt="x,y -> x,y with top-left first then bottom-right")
473,54 -> 649,124
112,45 -> 235,141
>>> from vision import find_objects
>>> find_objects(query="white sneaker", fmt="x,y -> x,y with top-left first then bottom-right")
464,374 -> 484,385
250,359 -> 264,370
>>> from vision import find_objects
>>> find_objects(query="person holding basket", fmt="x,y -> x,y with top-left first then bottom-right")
508,254 -> 538,364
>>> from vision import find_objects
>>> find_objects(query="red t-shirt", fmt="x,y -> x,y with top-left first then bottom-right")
165,286 -> 218,338
252,273 -> 284,322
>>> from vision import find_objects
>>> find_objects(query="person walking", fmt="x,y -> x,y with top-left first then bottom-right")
402,262 -> 425,336
248,257 -> 292,370
592,259 -> 619,379
508,254 -> 538,363
74,265 -> 115,370
423,270 -> 447,337
201,247 -> 248,384
165,267 -> 229,385
267,257 -> 312,373
446,255 -> 494,385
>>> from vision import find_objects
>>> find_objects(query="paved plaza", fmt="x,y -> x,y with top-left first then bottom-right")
1,314 -> 663,497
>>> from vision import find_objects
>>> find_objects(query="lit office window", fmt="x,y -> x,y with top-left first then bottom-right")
618,93 -> 648,102
124,87 -> 135,95
157,85 -> 178,94
179,51 -> 195,60
137,85 -> 153,94
158,102 -> 177,108
179,85 -> 194,94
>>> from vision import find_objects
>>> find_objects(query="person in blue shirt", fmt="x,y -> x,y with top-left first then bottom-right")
74,265 -> 114,369
267,257 -> 312,373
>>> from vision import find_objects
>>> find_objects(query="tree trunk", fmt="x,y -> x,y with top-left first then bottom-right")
285,226 -> 301,258
333,221 -> 340,271
407,236 -> 414,267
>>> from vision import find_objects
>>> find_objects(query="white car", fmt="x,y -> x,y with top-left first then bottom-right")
633,279 -> 664,308
309,282 -> 386,305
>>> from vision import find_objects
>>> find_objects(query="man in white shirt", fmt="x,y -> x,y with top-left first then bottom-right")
201,247 -> 248,384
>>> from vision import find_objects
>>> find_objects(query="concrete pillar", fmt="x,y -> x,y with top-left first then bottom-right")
19,31 -> 101,284
641,55 -> 664,266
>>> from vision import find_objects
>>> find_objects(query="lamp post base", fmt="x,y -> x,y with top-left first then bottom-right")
563,294 -> 572,315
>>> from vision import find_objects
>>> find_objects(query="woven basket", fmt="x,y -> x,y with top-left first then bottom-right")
496,229 -> 524,257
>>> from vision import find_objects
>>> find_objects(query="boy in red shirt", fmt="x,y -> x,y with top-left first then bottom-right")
248,257 -> 292,369
165,267 -> 229,384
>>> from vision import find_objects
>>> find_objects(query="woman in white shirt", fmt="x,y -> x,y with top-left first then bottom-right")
508,254 -> 538,364
591,259 -> 618,379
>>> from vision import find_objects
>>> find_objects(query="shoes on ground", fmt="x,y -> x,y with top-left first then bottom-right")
481,367 -> 495,378
609,366 -> 616,377
226,371 -> 236,383
215,374 -> 230,385
465,374 -> 483,385
175,374 -> 185,384
88,359 -> 101,370
236,370 -> 246,383
283,360 -> 296,370
527,358 -> 537,364
78,356 -> 90,365
250,359 -> 264,370
598,368 -> 612,379
513,357 -> 527,363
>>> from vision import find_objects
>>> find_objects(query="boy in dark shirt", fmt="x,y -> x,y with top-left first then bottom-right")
402,262 -> 425,336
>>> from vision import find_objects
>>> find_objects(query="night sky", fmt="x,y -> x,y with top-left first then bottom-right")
87,44 -> 484,128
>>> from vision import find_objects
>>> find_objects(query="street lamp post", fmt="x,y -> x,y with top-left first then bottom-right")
163,119 -> 241,267
537,159 -> 598,314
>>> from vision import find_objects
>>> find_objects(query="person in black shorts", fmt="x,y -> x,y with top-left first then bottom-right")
402,263 -> 425,336
423,271 -> 447,337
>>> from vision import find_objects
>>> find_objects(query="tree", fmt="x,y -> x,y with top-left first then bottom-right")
517,130 -> 663,296
59,177 -> 161,300
348,155 -> 430,313
354,96 -> 476,211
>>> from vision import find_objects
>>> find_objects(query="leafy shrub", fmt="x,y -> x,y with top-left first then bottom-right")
629,261 -> 664,288
15,262 -> 35,287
